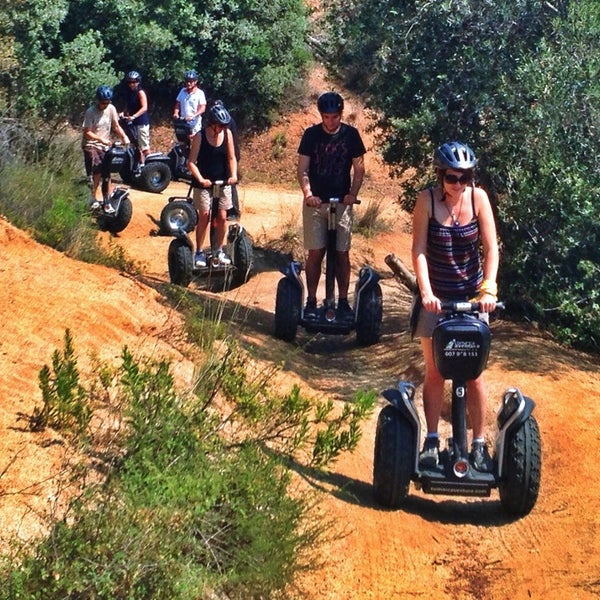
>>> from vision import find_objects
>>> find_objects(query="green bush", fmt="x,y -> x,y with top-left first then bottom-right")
2,332 -> 374,598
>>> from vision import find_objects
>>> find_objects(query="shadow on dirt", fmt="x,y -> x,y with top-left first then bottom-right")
304,465 -> 518,526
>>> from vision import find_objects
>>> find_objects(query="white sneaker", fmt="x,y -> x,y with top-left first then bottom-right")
217,249 -> 231,265
103,203 -> 116,214
90,200 -> 101,211
194,251 -> 207,267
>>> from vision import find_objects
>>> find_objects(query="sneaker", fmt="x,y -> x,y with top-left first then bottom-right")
337,298 -> 354,321
304,298 -> 318,319
419,437 -> 439,468
470,441 -> 493,473
194,251 -> 207,267
90,200 -> 101,211
217,249 -> 231,265
103,203 -> 116,215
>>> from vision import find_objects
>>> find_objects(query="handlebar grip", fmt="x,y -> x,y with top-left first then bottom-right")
440,300 -> 505,313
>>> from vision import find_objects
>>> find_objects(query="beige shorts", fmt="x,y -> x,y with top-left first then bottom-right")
414,305 -> 489,338
303,202 -> 353,251
136,124 -> 150,151
192,185 -> 233,212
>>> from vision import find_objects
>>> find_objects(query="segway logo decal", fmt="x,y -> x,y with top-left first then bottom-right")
443,339 -> 480,358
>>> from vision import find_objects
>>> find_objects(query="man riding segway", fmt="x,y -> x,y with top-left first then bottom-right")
273,92 -> 383,345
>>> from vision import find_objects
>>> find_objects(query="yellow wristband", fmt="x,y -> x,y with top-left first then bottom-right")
479,279 -> 498,296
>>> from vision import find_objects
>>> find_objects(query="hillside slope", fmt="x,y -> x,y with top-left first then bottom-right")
1,71 -> 600,597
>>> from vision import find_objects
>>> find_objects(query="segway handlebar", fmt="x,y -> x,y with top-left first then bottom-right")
440,300 -> 505,313
321,196 -> 361,205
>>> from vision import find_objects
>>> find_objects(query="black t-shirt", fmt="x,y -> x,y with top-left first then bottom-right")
297,123 -> 366,199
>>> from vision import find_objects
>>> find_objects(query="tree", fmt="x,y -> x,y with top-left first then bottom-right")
324,0 -> 600,350
1,0 -> 311,127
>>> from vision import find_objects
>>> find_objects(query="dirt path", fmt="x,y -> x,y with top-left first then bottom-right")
1,180 -> 599,599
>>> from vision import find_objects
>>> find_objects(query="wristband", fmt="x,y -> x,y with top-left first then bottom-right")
479,279 -> 498,297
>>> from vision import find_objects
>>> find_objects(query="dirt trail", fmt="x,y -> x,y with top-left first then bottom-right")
2,177 -> 597,599
1,103 -> 600,598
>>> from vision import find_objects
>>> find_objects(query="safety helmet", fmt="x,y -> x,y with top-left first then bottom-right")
126,70 -> 141,82
184,69 -> 198,81
206,103 -> 232,126
95,85 -> 113,102
433,141 -> 477,170
317,91 -> 344,114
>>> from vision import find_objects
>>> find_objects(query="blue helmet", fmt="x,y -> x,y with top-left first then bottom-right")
317,91 -> 344,114
95,85 -> 113,101
184,69 -> 198,81
434,142 -> 477,170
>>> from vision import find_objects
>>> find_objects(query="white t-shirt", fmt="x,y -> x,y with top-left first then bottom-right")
82,103 -> 119,150
176,87 -> 207,134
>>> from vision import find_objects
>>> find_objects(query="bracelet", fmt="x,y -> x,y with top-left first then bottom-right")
479,279 -> 498,296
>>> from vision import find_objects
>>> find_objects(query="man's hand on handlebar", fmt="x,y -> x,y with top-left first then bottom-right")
304,195 -> 322,208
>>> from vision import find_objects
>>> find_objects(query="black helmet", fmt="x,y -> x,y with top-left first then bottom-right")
126,70 -> 141,82
433,141 -> 477,170
95,85 -> 113,102
317,91 -> 344,114
184,69 -> 198,81
206,103 -> 231,126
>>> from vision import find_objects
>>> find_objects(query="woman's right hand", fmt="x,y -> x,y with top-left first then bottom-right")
421,293 -> 441,313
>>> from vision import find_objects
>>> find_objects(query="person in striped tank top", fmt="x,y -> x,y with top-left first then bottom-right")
411,141 -> 499,472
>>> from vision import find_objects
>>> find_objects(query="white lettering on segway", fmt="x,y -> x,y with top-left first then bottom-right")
443,339 -> 481,358
456,386 -> 465,398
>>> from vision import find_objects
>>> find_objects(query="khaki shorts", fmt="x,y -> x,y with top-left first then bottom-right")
414,304 -> 489,338
136,124 -> 150,151
303,202 -> 353,251
192,185 -> 233,212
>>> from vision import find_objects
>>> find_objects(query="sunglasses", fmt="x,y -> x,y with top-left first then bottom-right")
444,172 -> 472,185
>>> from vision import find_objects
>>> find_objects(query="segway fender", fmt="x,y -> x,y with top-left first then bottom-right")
382,381 -> 421,473
280,261 -> 304,289
354,265 -> 381,304
495,387 -> 536,478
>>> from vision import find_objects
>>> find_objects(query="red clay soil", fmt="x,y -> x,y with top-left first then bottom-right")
1,70 -> 599,598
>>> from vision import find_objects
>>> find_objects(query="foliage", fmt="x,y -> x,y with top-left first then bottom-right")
323,0 -> 600,351
30,329 -> 91,435
0,0 -> 311,126
3,330 -> 374,597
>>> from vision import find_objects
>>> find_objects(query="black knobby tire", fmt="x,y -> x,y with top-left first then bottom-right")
274,277 -> 301,342
229,232 -> 254,288
160,201 -> 197,235
355,283 -> 383,346
140,162 -> 171,193
498,414 -> 542,517
373,404 -> 415,508
97,196 -> 133,234
168,238 -> 193,286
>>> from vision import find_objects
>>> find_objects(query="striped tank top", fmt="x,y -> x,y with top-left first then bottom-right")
427,188 -> 483,300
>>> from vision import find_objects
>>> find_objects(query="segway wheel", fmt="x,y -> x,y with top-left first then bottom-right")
140,162 -> 171,194
168,238 -> 193,286
355,282 -> 383,346
498,414 -> 541,517
274,277 -> 301,342
373,404 -> 415,508
228,231 -> 254,289
160,201 -> 197,235
97,196 -> 133,234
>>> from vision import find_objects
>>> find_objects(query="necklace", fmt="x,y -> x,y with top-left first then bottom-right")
444,194 -> 463,227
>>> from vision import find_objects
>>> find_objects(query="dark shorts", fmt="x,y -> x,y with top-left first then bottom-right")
83,147 -> 106,176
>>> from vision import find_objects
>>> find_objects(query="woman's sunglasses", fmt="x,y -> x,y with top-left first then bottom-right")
444,172 -> 472,185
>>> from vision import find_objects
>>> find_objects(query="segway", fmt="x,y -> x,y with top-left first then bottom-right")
118,118 -> 172,193
159,181 -> 253,289
274,197 -> 383,346
372,300 -> 542,517
91,143 -> 133,234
